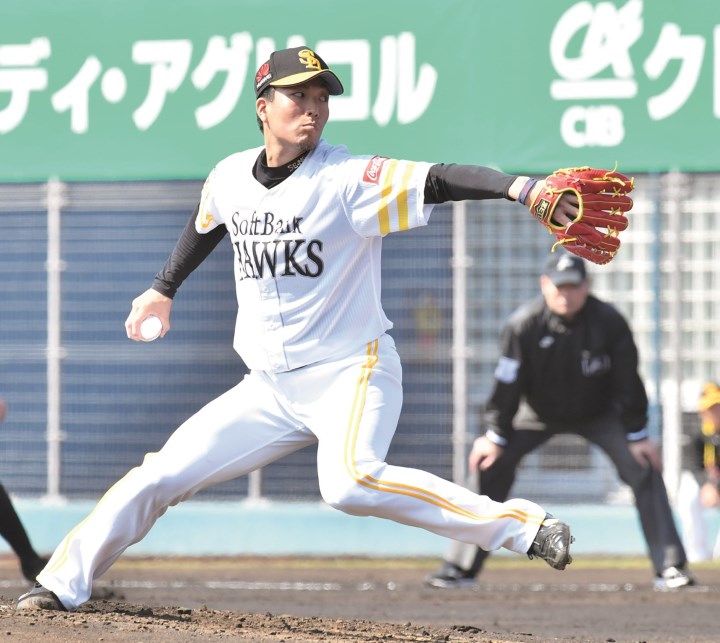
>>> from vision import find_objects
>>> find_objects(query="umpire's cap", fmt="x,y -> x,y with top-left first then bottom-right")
254,46 -> 344,97
543,252 -> 587,286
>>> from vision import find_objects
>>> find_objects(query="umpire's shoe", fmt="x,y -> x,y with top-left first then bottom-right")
527,514 -> 574,570
16,582 -> 67,611
424,563 -> 479,589
654,565 -> 696,591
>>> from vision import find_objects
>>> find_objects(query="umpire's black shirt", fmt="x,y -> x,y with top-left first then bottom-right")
484,294 -> 648,442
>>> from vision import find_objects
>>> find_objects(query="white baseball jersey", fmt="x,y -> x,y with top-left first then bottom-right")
196,139 -> 434,372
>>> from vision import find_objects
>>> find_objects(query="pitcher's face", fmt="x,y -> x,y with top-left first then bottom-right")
258,79 -> 330,158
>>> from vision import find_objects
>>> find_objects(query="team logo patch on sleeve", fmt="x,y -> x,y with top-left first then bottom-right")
198,211 -> 215,229
363,156 -> 389,184
494,356 -> 520,383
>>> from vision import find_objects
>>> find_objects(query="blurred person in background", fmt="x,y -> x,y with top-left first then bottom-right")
0,396 -> 47,582
425,251 -> 695,591
677,382 -> 720,562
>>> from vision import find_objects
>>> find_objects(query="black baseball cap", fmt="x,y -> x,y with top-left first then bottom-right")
543,252 -> 587,286
254,46 -> 344,98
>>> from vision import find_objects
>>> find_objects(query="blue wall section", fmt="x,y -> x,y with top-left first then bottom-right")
5,500 -> 719,558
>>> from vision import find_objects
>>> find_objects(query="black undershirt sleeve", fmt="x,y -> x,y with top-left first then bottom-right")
152,204 -> 228,299
424,163 -> 518,204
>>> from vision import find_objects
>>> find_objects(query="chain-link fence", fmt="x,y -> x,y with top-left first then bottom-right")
1,174 -> 718,505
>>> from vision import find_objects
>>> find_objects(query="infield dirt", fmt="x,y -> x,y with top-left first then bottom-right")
1,555 -> 718,642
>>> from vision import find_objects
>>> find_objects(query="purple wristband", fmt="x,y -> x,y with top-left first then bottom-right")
518,178 -> 538,205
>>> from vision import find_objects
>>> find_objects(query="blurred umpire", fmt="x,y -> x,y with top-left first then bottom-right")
426,251 -> 695,590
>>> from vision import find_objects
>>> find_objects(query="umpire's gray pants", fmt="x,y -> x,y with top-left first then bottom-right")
444,407 -> 687,577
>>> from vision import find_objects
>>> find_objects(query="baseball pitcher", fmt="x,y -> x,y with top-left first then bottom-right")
18,45 -> 634,612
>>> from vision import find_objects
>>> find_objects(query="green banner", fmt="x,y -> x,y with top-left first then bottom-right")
1,0 -> 719,180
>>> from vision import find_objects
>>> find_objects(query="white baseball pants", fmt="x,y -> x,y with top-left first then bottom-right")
38,334 -> 545,610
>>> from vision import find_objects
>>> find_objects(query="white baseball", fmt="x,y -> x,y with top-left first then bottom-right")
140,315 -> 163,341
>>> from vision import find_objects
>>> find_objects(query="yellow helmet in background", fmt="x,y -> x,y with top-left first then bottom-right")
698,383 -> 720,445
698,382 -> 720,412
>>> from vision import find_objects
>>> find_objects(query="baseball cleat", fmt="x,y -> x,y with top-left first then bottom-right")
527,513 -> 574,570
16,582 -> 67,611
654,565 -> 696,591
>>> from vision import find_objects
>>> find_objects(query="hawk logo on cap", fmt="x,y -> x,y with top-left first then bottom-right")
298,49 -> 322,71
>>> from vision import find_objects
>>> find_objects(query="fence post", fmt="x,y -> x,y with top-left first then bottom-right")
44,177 -> 66,504
649,172 -> 663,441
663,170 -> 684,502
451,201 -> 471,485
